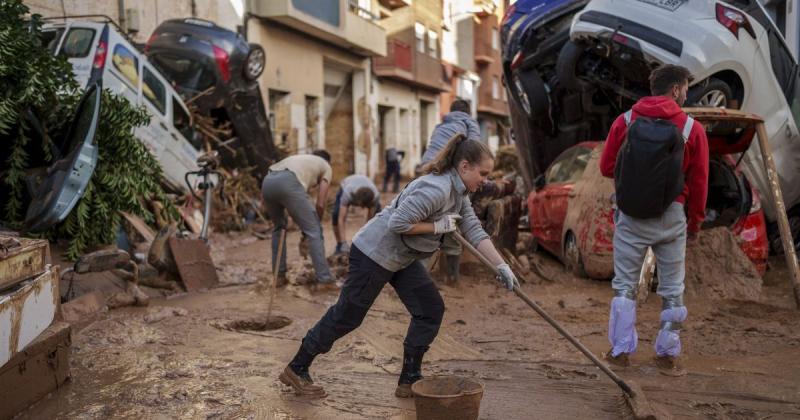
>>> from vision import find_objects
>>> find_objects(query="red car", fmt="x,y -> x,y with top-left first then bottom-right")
527,117 -> 769,278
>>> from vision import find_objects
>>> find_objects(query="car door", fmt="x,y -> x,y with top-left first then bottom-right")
140,62 -> 185,189
167,94 -> 201,187
24,83 -> 102,232
537,148 -> 578,253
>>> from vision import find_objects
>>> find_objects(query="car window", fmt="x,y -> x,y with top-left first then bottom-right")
41,28 -> 64,54
142,66 -> 166,115
564,147 -> 592,183
172,96 -> 200,149
58,28 -> 95,58
545,148 -> 577,184
112,44 -> 139,88
150,54 -> 215,92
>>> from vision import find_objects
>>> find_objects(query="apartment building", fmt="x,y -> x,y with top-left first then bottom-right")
246,0 -> 387,182
24,0 -> 242,42
372,0 -> 449,178
441,0 -> 509,152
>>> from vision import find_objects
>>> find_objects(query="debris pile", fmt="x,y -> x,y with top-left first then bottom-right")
684,227 -> 762,301
287,251 -> 349,285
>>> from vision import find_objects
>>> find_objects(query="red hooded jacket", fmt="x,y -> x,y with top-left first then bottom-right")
599,96 -> 709,234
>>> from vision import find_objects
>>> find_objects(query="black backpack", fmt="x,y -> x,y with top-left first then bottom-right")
614,110 -> 694,219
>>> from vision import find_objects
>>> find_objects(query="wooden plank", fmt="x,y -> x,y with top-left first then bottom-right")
755,122 -> 800,308
0,236 -> 47,292
120,211 -> 156,243
168,237 -> 218,292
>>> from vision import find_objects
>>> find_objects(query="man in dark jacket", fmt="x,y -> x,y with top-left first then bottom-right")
599,64 -> 709,375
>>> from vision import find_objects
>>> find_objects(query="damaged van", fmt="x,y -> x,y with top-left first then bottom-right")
42,19 -> 201,193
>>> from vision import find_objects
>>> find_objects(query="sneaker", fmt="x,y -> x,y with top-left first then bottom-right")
603,349 -> 631,367
311,281 -> 340,293
654,355 -> 687,377
278,365 -> 326,397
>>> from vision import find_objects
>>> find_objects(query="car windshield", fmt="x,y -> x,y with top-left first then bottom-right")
150,54 -> 216,93
58,27 -> 95,58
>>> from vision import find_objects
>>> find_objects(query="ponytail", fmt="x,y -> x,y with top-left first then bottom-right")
423,134 -> 493,175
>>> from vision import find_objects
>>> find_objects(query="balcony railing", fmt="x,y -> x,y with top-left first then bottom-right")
374,39 -> 413,75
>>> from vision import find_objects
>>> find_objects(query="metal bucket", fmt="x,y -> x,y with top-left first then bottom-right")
411,376 -> 484,420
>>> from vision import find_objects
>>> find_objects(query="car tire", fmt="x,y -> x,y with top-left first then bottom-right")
512,69 -> 549,120
244,43 -> 265,81
564,231 -> 587,277
687,78 -> 734,109
556,40 -> 585,91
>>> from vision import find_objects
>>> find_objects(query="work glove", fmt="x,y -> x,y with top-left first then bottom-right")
335,241 -> 350,254
433,214 -> 462,235
496,263 -> 519,291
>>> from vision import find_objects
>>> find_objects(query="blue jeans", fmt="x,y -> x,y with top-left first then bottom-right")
383,160 -> 401,193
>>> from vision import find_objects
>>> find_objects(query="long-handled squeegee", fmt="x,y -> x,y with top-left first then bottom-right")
452,232 -> 659,420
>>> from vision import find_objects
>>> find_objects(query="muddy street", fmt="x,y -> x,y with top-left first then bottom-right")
13,205 -> 800,420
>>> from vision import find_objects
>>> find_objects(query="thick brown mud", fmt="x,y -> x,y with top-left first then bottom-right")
16,201 -> 800,419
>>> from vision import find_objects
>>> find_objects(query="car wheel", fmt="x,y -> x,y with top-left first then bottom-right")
564,231 -> 587,277
512,69 -> 549,120
244,43 -> 265,80
555,40 -> 585,91
687,78 -> 733,108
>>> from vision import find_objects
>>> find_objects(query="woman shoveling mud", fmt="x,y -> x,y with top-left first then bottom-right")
279,135 -> 519,398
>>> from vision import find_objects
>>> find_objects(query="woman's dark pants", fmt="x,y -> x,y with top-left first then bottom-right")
302,245 -> 445,355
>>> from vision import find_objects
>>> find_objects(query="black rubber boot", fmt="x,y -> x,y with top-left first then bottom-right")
395,348 -> 425,398
445,254 -> 460,284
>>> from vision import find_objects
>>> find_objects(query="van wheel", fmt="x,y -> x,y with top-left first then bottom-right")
244,44 -> 265,80
564,232 -> 587,277
688,78 -> 733,108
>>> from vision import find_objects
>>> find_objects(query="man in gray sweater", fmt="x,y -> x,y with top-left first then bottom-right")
419,99 -> 481,283
420,99 -> 481,164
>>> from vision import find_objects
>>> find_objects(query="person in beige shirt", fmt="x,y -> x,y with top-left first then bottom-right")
261,150 -> 334,287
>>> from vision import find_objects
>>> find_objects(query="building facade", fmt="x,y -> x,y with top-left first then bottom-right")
372,0 -> 448,179
440,0 -> 509,153
24,0 -> 242,42
245,0 -> 387,182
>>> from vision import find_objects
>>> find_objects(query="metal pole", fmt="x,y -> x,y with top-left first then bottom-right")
755,122 -> 800,308
200,171 -> 212,242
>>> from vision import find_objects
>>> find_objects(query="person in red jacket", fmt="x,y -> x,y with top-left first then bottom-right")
599,65 -> 709,375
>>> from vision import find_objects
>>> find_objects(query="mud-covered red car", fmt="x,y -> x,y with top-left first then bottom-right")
527,110 -> 769,278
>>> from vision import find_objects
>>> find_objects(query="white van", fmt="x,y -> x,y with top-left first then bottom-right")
42,20 -> 200,192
